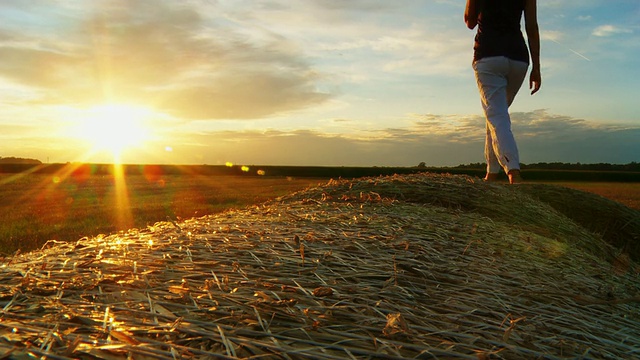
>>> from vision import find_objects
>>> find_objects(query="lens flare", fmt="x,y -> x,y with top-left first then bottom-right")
69,103 -> 153,164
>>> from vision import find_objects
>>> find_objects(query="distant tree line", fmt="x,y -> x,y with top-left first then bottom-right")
0,157 -> 42,164
1,158 -> 639,182
451,162 -> 640,172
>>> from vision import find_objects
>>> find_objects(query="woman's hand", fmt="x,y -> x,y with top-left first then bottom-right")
530,67 -> 541,95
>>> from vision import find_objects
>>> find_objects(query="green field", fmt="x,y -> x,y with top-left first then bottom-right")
0,169 -> 638,254
0,172 -> 322,253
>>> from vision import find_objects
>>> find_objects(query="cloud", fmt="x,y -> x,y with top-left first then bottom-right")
541,30 -> 563,42
592,25 -> 633,37
128,110 -> 639,167
226,1 -> 471,78
308,0 -> 399,13
3,108 -> 638,166
0,0 -> 475,123
0,1 -> 330,120
172,128 -> 477,167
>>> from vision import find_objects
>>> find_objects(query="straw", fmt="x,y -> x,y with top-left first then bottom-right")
0,172 -> 638,359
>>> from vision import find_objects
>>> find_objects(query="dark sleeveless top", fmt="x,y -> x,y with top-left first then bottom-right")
473,0 -> 529,64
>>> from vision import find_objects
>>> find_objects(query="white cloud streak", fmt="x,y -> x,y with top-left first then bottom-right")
592,25 -> 633,37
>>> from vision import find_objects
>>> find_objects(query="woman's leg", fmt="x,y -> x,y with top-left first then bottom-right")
473,57 -> 526,175
505,59 -> 528,183
484,123 -> 501,176
506,60 -> 528,106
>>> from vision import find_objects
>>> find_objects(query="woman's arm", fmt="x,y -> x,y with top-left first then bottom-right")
525,0 -> 541,94
464,0 -> 478,29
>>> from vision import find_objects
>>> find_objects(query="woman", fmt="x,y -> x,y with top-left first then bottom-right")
465,0 -> 541,184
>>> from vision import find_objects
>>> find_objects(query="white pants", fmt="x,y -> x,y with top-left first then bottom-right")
473,56 -> 528,174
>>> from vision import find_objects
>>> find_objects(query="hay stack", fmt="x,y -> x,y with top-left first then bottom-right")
0,172 -> 638,359
517,184 -> 640,262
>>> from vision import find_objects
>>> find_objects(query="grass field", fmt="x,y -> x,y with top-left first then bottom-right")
0,173 -> 322,253
549,181 -> 640,211
0,171 -> 637,254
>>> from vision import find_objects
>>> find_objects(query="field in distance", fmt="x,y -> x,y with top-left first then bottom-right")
0,169 -> 638,254
547,181 -> 640,211
0,172 -> 322,253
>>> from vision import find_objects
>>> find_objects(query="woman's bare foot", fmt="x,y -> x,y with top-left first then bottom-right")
483,173 -> 499,182
508,169 -> 523,184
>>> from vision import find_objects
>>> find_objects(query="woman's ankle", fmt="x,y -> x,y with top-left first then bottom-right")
508,169 -> 522,184
484,173 -> 499,182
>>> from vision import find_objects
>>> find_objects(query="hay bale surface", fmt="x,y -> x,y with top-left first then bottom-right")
0,173 -> 639,359
517,184 -> 640,262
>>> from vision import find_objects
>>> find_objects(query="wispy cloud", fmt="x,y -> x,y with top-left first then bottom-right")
0,0 -> 471,122
0,1 -> 330,120
592,25 -> 633,37
0,1 -> 638,166
4,100 -> 638,166
139,110 -> 639,166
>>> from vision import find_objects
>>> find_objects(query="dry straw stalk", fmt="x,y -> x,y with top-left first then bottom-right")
0,172 -> 638,359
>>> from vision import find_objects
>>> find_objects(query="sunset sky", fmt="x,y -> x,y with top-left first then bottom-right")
0,0 -> 638,167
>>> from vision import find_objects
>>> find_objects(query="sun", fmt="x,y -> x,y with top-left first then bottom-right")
72,104 -> 153,162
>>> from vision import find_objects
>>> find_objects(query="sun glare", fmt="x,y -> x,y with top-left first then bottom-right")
72,104 -> 152,162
